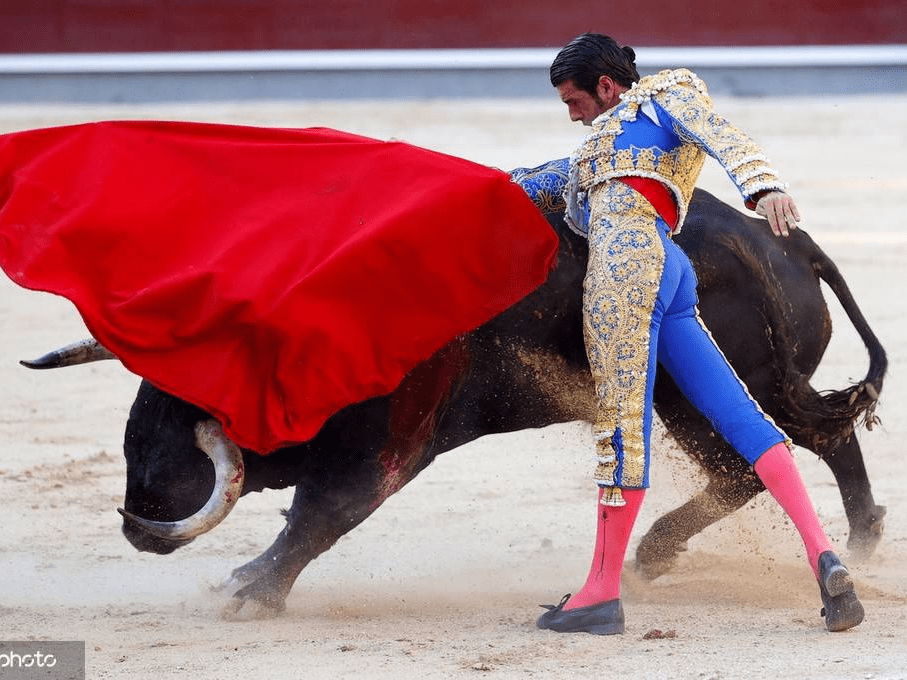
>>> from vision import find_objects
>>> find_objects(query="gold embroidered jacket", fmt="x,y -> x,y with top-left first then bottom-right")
563,68 -> 787,234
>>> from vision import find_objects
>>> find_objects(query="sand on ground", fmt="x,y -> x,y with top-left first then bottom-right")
0,94 -> 905,679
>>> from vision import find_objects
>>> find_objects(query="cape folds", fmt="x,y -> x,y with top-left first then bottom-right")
0,121 -> 558,453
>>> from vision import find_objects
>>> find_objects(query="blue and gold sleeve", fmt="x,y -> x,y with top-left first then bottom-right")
509,157 -> 570,214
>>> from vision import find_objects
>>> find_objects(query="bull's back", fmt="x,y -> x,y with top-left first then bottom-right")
680,189 -> 831,381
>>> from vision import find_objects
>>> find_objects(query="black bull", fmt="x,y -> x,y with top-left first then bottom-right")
32,188 -> 887,615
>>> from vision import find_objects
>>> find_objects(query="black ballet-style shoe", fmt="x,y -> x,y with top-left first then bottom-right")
817,551 -> 864,632
536,594 -> 625,635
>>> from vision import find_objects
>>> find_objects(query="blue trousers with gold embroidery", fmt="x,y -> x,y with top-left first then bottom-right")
582,182 -> 787,498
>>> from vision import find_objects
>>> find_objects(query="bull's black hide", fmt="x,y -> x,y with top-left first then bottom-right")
118,188 -> 886,614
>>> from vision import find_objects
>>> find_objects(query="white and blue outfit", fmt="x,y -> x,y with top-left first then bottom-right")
512,69 -> 790,505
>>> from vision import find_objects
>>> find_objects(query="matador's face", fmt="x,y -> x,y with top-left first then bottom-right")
556,76 -> 626,126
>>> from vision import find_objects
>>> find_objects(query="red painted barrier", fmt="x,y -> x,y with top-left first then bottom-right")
1,0 -> 903,54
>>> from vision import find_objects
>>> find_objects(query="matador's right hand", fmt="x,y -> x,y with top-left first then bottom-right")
755,191 -> 800,238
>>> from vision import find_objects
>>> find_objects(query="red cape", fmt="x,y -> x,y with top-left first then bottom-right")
0,121 -> 558,452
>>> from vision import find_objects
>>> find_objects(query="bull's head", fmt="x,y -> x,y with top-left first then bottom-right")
119,417 -> 244,551
24,340 -> 245,554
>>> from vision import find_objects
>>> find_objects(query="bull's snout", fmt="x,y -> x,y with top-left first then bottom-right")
120,515 -> 194,554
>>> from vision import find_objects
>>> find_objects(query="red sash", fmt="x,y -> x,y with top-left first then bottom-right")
618,176 -> 679,231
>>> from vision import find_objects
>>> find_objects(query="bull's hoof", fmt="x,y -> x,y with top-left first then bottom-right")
635,540 -> 687,580
220,594 -> 286,621
847,505 -> 886,560
215,574 -> 289,620
634,557 -> 675,581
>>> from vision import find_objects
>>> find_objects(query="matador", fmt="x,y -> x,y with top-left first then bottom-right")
510,38 -> 864,636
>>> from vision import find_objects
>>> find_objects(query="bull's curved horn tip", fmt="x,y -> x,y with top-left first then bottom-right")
19,357 -> 52,369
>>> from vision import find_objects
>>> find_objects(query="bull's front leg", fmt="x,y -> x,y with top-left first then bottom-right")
219,442 -> 440,618
220,481 -> 379,618
219,344 -> 466,618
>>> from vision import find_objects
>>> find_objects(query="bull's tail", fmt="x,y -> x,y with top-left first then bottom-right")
721,231 -> 886,454
808,238 -> 886,435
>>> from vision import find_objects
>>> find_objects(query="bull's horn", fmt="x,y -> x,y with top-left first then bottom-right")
117,419 -> 245,541
20,338 -> 117,369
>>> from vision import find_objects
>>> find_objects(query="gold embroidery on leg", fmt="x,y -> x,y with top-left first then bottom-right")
593,432 -> 617,485
584,183 -> 664,489
593,435 -> 626,506
599,486 -> 627,507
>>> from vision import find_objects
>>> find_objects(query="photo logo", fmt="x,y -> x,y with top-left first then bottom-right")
0,642 -> 84,679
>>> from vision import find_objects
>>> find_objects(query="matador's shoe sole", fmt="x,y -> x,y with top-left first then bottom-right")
817,551 -> 864,632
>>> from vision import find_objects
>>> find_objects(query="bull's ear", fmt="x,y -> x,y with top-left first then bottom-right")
21,338 -> 117,369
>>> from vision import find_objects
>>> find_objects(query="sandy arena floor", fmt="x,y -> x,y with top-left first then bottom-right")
0,94 -> 905,678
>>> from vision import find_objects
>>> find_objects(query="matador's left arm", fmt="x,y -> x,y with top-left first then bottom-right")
509,157 -> 570,214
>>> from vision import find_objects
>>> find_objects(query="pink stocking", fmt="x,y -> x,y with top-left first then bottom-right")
565,487 -> 646,610
753,442 -> 834,577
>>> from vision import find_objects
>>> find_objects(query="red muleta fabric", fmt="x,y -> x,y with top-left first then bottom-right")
0,121 -> 558,453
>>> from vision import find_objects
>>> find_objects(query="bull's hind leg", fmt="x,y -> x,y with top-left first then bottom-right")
643,383 -> 766,579
807,436 -> 885,559
635,468 -> 763,579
